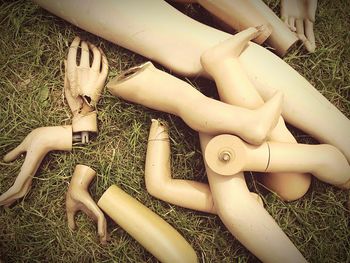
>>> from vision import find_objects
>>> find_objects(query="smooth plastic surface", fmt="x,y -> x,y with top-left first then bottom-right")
205,134 -> 350,188
108,61 -> 282,145
0,126 -> 72,207
97,185 -> 198,263
281,0 -> 317,52
66,165 -> 109,244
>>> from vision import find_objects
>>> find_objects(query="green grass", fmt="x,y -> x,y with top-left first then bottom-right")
0,0 -> 349,262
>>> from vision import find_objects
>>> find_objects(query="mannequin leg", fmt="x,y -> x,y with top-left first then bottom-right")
108,62 -> 283,145
200,27 -> 311,200
199,133 -> 307,263
34,0 -> 350,161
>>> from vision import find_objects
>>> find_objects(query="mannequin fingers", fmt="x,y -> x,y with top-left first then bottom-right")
280,0 -> 288,23
97,213 -> 108,244
88,42 -> 101,71
67,37 -> 80,69
99,47 -> 109,77
79,41 -> 90,67
304,20 -> 316,52
67,209 -> 77,230
295,19 -> 307,42
0,178 -> 32,207
307,0 -> 318,22
288,16 -> 296,32
3,140 -> 27,162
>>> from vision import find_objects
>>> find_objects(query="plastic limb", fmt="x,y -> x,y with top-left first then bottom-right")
171,0 -> 273,44
97,185 -> 198,263
65,36 -> 109,143
205,134 -> 350,189
145,119 -> 216,213
145,119 -> 263,212
200,26 -> 311,200
175,0 -> 298,55
66,165 -> 109,244
107,61 -> 283,145
281,0 -> 317,52
34,0 -> 349,159
0,126 -> 72,207
199,133 -> 307,263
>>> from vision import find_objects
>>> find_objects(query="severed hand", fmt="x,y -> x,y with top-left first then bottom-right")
66,165 -> 109,244
65,37 -> 108,143
281,0 -> 317,52
0,126 -> 72,207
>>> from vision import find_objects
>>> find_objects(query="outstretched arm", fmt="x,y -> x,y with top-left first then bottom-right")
0,126 -> 72,207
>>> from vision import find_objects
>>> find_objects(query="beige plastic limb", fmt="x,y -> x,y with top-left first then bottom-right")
107,61 -> 283,145
171,0 -> 273,45
0,126 -> 72,207
97,185 -> 198,263
66,165 -> 108,244
34,0 -> 350,162
145,119 -> 216,213
281,0 -> 317,52
200,26 -> 311,200
205,134 -> 350,189
172,0 -> 298,56
145,119 -> 263,212
199,133 -> 307,263
65,36 -> 108,143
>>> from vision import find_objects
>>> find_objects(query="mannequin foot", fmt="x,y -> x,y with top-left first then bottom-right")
242,91 -> 283,145
200,26 -> 268,73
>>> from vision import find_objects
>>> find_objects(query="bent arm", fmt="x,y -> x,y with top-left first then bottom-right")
145,119 -> 216,214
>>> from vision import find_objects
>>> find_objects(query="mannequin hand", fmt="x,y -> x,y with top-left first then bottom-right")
66,165 -> 109,244
66,36 -> 108,108
0,126 -> 72,207
281,0 -> 317,52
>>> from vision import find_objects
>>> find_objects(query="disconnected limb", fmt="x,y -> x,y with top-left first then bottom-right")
205,134 -> 350,189
281,0 -> 317,52
0,126 -> 72,207
200,26 -> 311,201
145,119 -> 216,213
172,0 -> 298,56
107,61 -> 283,145
145,119 -> 263,212
97,185 -> 198,263
35,0 -> 350,160
65,36 -> 109,143
170,0 -> 272,44
66,165 -> 109,244
199,133 -> 307,263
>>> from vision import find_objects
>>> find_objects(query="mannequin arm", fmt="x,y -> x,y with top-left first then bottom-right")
97,185 -> 198,263
34,0 -> 350,160
0,126 -> 72,207
205,134 -> 350,188
65,37 -> 109,143
107,61 -> 282,145
173,0 -> 298,55
66,165 -> 109,244
146,119 -> 216,213
199,133 -> 307,263
281,0 -> 317,52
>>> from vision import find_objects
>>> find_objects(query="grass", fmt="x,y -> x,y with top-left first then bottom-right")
0,0 -> 349,262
